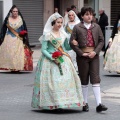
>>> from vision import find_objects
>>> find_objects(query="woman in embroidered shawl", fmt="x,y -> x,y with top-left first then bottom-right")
0,5 -> 33,72
64,10 -> 80,70
31,12 -> 84,110
104,13 -> 120,73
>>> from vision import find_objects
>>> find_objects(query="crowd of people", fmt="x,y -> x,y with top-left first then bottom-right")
2,4 -> 120,113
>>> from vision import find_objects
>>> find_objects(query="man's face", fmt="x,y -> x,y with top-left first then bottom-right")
54,8 -> 58,12
73,7 -> 76,11
99,10 -> 103,15
82,11 -> 93,23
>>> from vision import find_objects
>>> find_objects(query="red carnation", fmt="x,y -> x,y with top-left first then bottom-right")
52,51 -> 62,58
52,51 -> 64,75
19,30 -> 27,36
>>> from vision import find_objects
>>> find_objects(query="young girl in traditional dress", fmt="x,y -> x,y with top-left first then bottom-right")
31,12 -> 84,110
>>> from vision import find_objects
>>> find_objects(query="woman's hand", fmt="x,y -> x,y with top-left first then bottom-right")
108,41 -> 112,48
108,38 -> 112,48
62,52 -> 72,61
53,59 -> 59,65
72,39 -> 78,46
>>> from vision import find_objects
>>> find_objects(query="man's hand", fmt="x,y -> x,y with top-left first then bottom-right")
88,51 -> 96,58
72,39 -> 78,46
82,53 -> 89,57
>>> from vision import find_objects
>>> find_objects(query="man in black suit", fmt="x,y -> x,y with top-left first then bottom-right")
98,9 -> 108,51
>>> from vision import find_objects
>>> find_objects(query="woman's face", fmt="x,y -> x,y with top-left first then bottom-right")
11,8 -> 18,17
53,18 -> 63,30
68,12 -> 75,22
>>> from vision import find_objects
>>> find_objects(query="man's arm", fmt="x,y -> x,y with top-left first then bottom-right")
94,26 -> 104,54
69,26 -> 83,57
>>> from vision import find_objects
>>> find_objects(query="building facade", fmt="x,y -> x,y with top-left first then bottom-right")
0,0 -> 118,45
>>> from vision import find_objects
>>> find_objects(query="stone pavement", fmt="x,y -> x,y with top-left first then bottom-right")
0,46 -> 120,120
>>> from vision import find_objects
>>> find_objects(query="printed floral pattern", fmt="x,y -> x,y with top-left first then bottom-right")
104,32 -> 120,73
31,33 -> 84,110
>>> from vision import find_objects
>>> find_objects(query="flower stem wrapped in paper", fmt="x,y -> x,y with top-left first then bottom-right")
52,51 -> 64,75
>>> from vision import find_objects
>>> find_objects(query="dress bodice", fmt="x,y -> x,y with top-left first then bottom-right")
7,16 -> 24,37
65,23 -> 77,40
117,20 -> 120,34
66,23 -> 75,34
68,24 -> 75,30
41,31 -> 71,60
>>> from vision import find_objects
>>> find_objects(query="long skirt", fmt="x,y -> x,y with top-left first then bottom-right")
104,33 -> 120,73
0,34 -> 33,71
31,54 -> 84,110
68,50 -> 78,71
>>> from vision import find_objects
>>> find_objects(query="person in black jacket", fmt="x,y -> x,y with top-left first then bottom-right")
98,9 -> 108,51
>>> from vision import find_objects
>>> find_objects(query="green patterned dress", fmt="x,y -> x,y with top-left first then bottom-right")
31,31 -> 84,110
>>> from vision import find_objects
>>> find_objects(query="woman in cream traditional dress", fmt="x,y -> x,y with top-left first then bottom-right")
64,10 -> 80,70
0,5 -> 33,72
104,14 -> 120,73
31,12 -> 84,110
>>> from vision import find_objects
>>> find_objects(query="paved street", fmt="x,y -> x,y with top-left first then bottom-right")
0,46 -> 120,120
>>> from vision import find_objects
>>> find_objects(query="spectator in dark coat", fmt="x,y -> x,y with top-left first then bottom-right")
98,9 -> 108,51
93,13 -> 98,24
71,5 -> 78,14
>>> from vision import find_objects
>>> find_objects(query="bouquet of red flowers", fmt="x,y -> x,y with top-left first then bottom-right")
19,30 -> 27,37
52,51 -> 64,75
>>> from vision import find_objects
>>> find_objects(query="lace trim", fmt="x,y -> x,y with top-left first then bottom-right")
9,16 -> 23,30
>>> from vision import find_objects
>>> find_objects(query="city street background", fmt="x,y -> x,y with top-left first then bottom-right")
0,46 -> 120,120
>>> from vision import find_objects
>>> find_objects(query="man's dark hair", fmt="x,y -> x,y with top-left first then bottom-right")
93,12 -> 96,17
81,7 -> 94,16
66,8 -> 71,12
71,5 -> 76,9
77,12 -> 82,21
